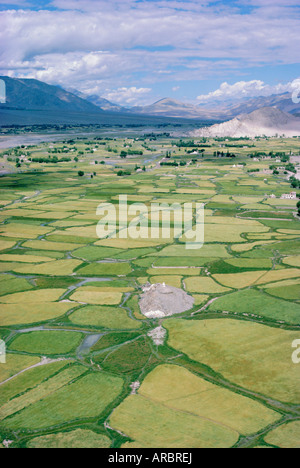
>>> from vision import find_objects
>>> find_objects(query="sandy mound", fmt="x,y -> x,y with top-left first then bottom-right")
191,107 -> 300,138
139,283 -> 194,318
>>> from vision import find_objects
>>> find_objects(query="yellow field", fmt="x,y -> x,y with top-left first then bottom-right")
282,256 -> 300,267
11,259 -> 82,276
70,289 -> 123,305
254,268 -> 300,285
139,365 -> 279,434
27,429 -> 111,448
213,271 -> 268,289
265,421 -> 300,448
185,277 -> 232,294
165,319 -> 300,403
0,289 -> 65,304
110,394 -> 238,448
0,354 -> 40,384
0,302 -> 76,326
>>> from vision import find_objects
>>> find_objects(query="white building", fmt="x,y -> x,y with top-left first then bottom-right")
280,192 -> 297,200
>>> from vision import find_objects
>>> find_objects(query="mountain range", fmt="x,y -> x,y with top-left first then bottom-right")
0,75 -> 300,123
0,76 -> 103,113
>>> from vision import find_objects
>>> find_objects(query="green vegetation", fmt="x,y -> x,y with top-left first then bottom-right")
2,372 -> 124,430
27,429 -> 111,448
69,305 -> 142,329
0,132 -> 299,448
208,289 -> 300,323
8,331 -> 84,355
110,364 -> 279,448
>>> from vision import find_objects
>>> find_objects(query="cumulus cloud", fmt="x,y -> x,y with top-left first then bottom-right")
197,78 -> 300,102
102,87 -> 152,106
0,1 -> 299,104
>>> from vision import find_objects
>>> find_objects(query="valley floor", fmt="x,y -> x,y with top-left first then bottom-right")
0,132 -> 299,449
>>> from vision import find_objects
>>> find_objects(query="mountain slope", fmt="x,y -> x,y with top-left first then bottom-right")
217,92 -> 300,118
0,76 -> 103,112
128,98 -> 218,119
126,94 -> 300,120
191,107 -> 300,138
68,88 -> 124,112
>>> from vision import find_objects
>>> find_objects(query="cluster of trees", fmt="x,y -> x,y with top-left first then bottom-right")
173,142 -> 211,149
141,144 -> 156,152
290,176 -> 300,190
48,147 -> 77,154
160,161 -> 179,167
172,140 -> 199,148
134,165 -> 146,171
186,149 -> 205,155
107,147 -> 118,154
117,170 -> 131,176
248,151 -> 290,162
160,160 -> 187,167
213,151 -> 236,158
285,163 -> 297,173
214,137 -> 251,142
120,150 -> 143,158
271,163 -> 296,175
143,133 -> 171,139
30,156 -> 72,163
78,171 -> 96,178
223,143 -> 255,148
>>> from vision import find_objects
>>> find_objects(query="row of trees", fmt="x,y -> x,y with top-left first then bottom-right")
120,150 -> 144,158
213,151 -> 236,158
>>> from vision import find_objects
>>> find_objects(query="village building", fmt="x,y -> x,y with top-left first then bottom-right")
280,192 -> 297,200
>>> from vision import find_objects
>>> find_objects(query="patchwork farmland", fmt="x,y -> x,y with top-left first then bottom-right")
0,132 -> 299,448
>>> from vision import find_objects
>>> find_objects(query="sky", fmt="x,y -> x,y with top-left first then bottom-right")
0,0 -> 300,107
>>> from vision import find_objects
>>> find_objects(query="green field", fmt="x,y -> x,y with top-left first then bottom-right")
0,133 -> 299,448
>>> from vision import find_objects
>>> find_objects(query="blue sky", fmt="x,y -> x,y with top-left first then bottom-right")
0,0 -> 299,106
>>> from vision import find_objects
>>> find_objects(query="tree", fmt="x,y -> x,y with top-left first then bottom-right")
78,171 -> 84,177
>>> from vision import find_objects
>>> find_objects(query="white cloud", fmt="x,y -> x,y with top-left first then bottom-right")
0,2 -> 299,105
102,87 -> 152,106
197,78 -> 300,102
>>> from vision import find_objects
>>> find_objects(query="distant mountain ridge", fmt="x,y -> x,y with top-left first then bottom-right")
191,107 -> 300,138
68,88 -> 124,112
1,76 -> 300,122
125,94 -> 300,120
0,76 -> 103,113
128,98 -> 210,118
